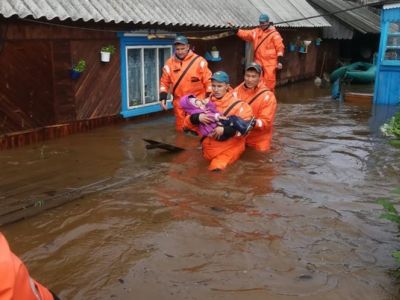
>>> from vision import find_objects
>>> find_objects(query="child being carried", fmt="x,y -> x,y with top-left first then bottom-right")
180,94 -> 255,141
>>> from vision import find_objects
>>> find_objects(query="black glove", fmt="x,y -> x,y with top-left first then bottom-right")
159,92 -> 168,101
277,56 -> 284,64
222,125 -> 236,138
190,113 -> 201,125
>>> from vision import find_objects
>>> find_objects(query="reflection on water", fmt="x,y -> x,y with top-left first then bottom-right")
1,81 -> 400,299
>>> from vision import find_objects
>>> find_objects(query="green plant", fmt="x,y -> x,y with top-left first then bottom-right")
72,59 -> 87,73
211,46 -> 218,51
101,45 -> 116,54
378,188 -> 400,277
381,112 -> 400,139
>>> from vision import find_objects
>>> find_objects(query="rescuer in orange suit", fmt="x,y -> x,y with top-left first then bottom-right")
184,71 -> 254,171
233,62 -> 277,152
159,35 -> 212,132
230,13 -> 284,92
0,232 -> 59,300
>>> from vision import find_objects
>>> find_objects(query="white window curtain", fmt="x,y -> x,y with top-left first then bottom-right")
126,46 -> 172,109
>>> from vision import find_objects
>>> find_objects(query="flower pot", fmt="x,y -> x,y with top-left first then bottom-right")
210,50 -> 220,59
70,70 -> 81,80
298,46 -> 306,53
101,51 -> 111,62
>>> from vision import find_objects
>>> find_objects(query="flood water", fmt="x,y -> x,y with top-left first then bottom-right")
1,80 -> 400,299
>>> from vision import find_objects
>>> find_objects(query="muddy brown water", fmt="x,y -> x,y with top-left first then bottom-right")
1,81 -> 400,299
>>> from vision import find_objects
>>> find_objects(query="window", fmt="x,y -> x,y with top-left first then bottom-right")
126,46 -> 172,109
384,21 -> 400,62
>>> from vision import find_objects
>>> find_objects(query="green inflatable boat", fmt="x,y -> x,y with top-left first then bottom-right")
330,62 -> 376,84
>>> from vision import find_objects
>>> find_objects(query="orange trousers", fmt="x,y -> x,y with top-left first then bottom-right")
246,127 -> 273,152
173,99 -> 186,132
202,136 -> 246,171
262,65 -> 277,92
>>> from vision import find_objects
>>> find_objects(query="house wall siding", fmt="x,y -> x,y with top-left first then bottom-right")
0,20 -> 338,150
0,20 -> 121,136
0,38 -> 54,134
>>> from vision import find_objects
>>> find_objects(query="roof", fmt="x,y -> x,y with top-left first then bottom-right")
308,0 -> 381,34
384,3 -> 400,9
321,13 -> 354,39
0,0 -> 330,28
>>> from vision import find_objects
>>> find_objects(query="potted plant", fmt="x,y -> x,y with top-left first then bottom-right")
210,46 -> 220,59
100,45 -> 116,62
298,41 -> 306,53
70,59 -> 87,79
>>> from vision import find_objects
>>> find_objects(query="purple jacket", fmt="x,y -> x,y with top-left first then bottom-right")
180,94 -> 219,137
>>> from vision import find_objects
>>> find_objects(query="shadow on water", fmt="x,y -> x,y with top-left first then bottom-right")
1,80 -> 400,299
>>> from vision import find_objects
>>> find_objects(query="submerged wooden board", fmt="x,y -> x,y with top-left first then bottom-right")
143,139 -> 185,152
344,92 -> 373,106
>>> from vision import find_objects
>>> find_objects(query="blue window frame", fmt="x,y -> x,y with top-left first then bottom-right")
382,21 -> 400,66
119,34 -> 174,118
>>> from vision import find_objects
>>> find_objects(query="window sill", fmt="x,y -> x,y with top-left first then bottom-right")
381,60 -> 400,66
121,101 -> 173,118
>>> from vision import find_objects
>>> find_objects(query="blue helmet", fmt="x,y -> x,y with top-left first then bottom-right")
174,35 -> 189,45
211,71 -> 230,83
259,13 -> 270,23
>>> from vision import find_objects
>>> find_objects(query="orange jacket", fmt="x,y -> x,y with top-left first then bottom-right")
185,90 -> 253,170
160,50 -> 212,101
0,233 -> 54,300
237,27 -> 284,68
233,82 -> 277,151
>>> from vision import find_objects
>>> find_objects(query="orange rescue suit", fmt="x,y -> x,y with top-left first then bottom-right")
184,90 -> 253,171
237,27 -> 284,91
0,233 -> 54,300
233,82 -> 277,151
160,50 -> 212,131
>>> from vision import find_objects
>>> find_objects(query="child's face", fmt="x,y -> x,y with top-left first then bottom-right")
190,97 -> 206,109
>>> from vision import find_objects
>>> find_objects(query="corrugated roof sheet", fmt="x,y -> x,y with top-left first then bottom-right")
0,0 -> 330,28
322,14 -> 354,39
308,0 -> 381,34
384,3 -> 400,9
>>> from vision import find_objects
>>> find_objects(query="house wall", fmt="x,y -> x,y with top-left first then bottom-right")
0,20 -> 121,136
0,38 -> 54,133
0,19 -> 340,149
278,28 -> 322,84
191,28 -> 326,88
191,35 -> 245,86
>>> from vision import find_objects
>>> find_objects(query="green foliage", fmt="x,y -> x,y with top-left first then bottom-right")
72,59 -> 87,73
101,45 -> 116,54
381,112 -> 400,139
393,251 -> 400,263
